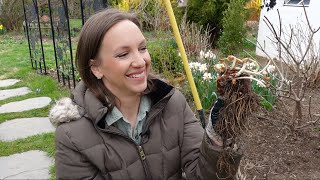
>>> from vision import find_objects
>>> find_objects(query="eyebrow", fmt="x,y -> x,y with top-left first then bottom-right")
114,39 -> 146,52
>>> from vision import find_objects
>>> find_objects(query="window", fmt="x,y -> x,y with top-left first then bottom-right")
284,0 -> 310,6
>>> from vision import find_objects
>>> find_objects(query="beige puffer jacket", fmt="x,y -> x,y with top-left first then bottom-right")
49,79 -> 240,180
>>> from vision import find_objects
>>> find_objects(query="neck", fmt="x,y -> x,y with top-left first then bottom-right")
115,94 -> 141,128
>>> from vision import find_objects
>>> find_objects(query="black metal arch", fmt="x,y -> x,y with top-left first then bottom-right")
80,0 -> 108,26
48,0 -> 76,88
22,0 -> 109,89
22,0 -> 47,74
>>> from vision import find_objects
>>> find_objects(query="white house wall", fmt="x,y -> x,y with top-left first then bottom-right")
256,0 -> 320,60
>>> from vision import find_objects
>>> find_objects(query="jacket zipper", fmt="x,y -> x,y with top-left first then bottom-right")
138,145 -> 153,180
138,145 -> 146,160
101,128 -> 153,180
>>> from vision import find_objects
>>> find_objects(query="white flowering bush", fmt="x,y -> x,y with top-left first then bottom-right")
189,50 -> 218,110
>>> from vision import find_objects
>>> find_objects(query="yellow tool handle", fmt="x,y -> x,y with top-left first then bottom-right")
163,0 -> 206,127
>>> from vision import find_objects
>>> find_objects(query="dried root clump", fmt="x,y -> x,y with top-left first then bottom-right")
215,75 -> 258,140
213,55 -> 262,177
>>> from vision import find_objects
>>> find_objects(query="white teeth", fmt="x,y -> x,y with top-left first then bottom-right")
130,72 -> 144,78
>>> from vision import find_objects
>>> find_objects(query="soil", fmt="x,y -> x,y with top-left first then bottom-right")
239,88 -> 320,179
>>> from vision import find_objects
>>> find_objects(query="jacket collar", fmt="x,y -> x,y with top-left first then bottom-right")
49,79 -> 175,127
72,79 -> 175,128
71,81 -> 109,126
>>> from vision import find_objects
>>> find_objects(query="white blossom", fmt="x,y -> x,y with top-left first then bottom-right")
189,62 -> 201,70
246,62 -> 256,70
199,63 -> 208,72
210,53 -> 217,60
189,62 -> 195,69
257,80 -> 266,88
203,72 -> 212,81
267,65 -> 276,73
204,50 -> 216,59
204,52 -> 210,59
199,50 -> 205,60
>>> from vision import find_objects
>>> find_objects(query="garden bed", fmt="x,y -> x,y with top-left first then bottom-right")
241,88 -> 320,179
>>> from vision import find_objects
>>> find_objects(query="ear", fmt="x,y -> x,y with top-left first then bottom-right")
90,59 -> 103,79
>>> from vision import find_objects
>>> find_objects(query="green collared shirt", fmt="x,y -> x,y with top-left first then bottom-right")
105,96 -> 151,144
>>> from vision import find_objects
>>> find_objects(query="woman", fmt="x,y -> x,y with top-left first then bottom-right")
49,8 -> 241,180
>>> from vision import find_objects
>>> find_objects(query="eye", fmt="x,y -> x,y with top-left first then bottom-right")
116,52 -> 128,58
139,46 -> 147,52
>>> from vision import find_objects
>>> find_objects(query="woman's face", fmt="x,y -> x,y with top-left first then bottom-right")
91,20 -> 151,97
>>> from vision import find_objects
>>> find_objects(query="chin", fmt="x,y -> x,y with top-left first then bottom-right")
133,83 -> 148,94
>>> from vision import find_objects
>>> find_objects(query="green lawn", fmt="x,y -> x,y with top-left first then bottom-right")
0,34 -> 71,179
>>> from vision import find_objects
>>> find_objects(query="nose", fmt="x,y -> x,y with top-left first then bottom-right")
131,51 -> 146,68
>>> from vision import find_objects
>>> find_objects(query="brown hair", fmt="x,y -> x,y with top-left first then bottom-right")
76,8 -> 154,108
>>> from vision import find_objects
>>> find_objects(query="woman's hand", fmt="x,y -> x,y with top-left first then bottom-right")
206,97 -> 224,148
210,97 -> 224,127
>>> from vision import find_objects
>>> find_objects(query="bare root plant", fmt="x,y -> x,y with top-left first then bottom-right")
253,6 -> 320,131
213,56 -> 272,177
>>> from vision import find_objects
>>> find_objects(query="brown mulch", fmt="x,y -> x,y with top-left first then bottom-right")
240,88 -> 320,179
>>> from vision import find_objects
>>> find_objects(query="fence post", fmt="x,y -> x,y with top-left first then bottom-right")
22,0 -> 47,74
48,0 -> 76,88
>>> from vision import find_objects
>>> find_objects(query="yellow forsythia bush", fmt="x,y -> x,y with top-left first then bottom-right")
245,0 -> 262,21
117,0 -> 141,12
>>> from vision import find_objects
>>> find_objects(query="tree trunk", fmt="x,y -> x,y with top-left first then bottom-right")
293,100 -> 303,127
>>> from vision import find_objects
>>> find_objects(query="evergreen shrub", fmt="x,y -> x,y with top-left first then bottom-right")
218,0 -> 248,55
148,38 -> 183,81
187,0 -> 230,44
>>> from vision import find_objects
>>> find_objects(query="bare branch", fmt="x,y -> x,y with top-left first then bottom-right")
264,16 -> 297,63
302,3 -> 320,33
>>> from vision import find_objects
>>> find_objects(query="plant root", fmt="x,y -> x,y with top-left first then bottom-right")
216,150 -> 238,179
215,73 -> 259,176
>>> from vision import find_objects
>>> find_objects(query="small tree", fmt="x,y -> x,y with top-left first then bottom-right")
218,0 -> 248,55
255,7 -> 320,131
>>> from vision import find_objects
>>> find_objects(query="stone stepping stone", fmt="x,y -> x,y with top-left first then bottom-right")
0,97 -> 51,114
0,79 -> 20,88
0,150 -> 52,179
0,117 -> 55,142
0,87 -> 32,101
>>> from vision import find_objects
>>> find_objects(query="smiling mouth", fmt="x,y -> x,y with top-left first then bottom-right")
127,71 -> 145,78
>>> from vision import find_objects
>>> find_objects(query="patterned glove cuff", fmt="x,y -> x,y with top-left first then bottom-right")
206,123 -> 243,154
205,122 -> 223,147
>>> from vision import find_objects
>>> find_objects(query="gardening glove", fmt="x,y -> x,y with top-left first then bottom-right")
210,97 -> 224,127
206,97 -> 224,148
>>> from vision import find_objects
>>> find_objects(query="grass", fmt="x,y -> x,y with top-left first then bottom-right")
0,133 -> 55,157
69,18 -> 82,29
0,34 -> 70,179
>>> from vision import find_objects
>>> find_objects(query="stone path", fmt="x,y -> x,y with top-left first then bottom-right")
0,79 -> 20,88
0,150 -> 52,179
0,97 -> 51,114
0,117 -> 55,142
0,87 -> 32,101
0,79 -> 54,179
